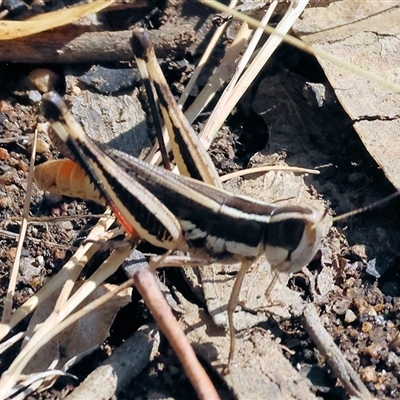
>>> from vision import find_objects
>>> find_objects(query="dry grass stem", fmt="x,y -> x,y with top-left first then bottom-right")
200,0 -> 309,146
0,241 -> 134,397
200,0 -> 400,93
0,212 -> 116,342
220,165 -> 320,182
199,1 -> 277,148
178,0 -> 239,108
1,130 -> 38,326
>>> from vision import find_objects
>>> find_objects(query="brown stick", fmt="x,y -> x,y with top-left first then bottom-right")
0,27 -> 188,64
298,303 -> 373,399
65,323 -> 160,400
133,269 -> 220,400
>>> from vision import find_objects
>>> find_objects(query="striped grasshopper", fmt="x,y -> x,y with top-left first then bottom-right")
36,28 -> 325,365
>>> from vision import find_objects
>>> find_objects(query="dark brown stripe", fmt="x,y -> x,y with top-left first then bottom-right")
103,149 -> 313,256
264,218 -> 306,253
130,30 -> 148,62
154,80 -> 204,180
68,136 -> 176,244
102,149 -> 267,251
141,77 -> 171,170
171,125 -> 203,181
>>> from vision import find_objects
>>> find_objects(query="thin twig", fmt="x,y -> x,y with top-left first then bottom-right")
134,269 -> 220,400
0,229 -> 77,250
0,136 -> 29,144
220,165 -> 320,182
1,130 -> 38,326
200,0 -> 310,146
7,214 -> 110,223
199,0 -> 400,93
178,0 -> 239,108
298,303 -> 373,399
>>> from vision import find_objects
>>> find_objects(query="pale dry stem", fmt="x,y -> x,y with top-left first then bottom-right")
200,0 -> 400,93
1,130 -> 38,327
178,0 -> 240,108
200,0 -> 310,146
0,240 -> 133,398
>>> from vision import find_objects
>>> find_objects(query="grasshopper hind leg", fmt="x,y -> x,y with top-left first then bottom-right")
226,262 -> 288,372
226,260 -> 252,371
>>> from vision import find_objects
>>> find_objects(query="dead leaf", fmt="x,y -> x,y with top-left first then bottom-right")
22,283 -> 132,378
293,1 -> 400,190
0,0 -> 114,41
177,289 -> 317,400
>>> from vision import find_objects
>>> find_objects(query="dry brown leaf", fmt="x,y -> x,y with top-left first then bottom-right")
176,288 -> 317,400
21,283 -> 132,376
293,1 -> 400,190
0,0 -> 114,41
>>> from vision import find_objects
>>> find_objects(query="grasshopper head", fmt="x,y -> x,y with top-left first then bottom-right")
264,206 -> 323,273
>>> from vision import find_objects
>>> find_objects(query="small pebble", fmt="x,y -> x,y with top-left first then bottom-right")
36,255 -> 45,267
28,69 -> 60,93
361,321 -> 373,333
51,207 -> 61,217
34,137 -> 50,154
0,197 -> 12,208
344,309 -> 357,324
386,351 -> 400,366
9,157 -> 18,167
361,366 -> 378,383
29,276 -> 45,290
358,303 -> 377,317
52,248 -> 66,260
348,328 -> 359,339
389,333 -> 400,354
0,148 -> 9,161
6,247 -> 17,260
18,159 -> 29,172
0,169 -> 16,185
27,90 -> 42,103
71,85 -> 82,96
375,315 -> 385,325
333,298 -> 351,315
365,258 -> 380,278
374,303 -> 385,312
364,343 -> 383,359
0,100 -> 13,113
56,220 -> 73,231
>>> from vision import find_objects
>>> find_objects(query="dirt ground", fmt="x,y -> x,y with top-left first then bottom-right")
0,1 -> 400,399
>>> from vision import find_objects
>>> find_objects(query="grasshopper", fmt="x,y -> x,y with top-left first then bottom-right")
36,28 -> 324,365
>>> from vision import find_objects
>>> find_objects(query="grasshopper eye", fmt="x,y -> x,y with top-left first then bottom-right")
287,214 -> 323,272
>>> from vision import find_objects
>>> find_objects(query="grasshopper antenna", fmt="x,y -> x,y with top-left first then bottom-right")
332,191 -> 400,222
